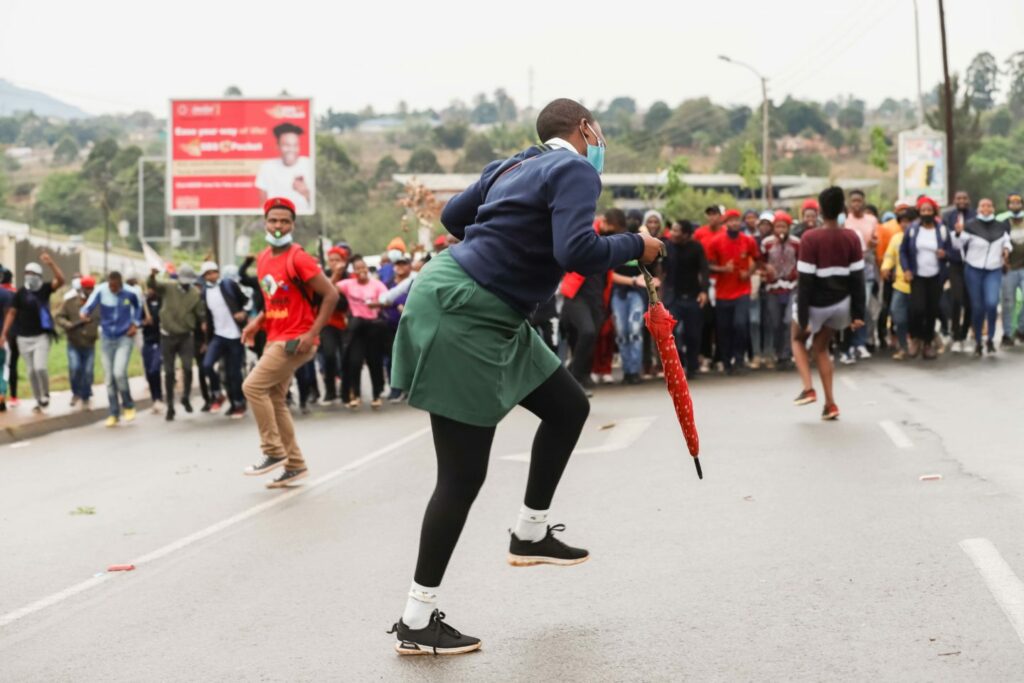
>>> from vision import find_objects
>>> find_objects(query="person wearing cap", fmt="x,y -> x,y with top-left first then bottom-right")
996,192 -> 1024,347
56,275 -> 100,409
706,208 -> 759,374
792,199 -> 820,239
942,191 -> 976,353
81,271 -> 143,426
386,99 -> 662,655
755,211 -> 775,245
899,196 -> 952,359
761,211 -> 800,369
0,252 -> 65,412
199,261 -> 249,417
240,197 -> 339,489
148,262 -> 206,420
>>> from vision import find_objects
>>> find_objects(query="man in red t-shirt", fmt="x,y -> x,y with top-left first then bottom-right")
706,208 -> 759,373
240,197 -> 339,488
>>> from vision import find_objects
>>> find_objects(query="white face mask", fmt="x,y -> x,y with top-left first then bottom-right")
25,274 -> 43,291
266,229 -> 294,247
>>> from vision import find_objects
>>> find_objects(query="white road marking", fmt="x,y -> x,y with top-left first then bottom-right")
840,376 -> 859,391
0,426 -> 430,629
879,420 -> 913,449
500,417 -> 656,463
960,538 -> 1024,645
8,441 -> 32,450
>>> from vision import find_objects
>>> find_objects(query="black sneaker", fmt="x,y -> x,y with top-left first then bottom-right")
266,468 -> 308,489
182,398 -> 194,413
244,455 -> 286,476
200,401 -> 212,413
974,344 -> 984,358
1001,336 -> 1015,349
987,340 -> 997,355
388,610 -> 481,656
165,406 -> 176,422
507,524 -> 590,567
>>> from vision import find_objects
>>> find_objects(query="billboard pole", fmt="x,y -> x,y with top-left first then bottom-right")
938,0 -> 956,194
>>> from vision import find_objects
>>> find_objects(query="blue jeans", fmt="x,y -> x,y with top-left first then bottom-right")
611,287 -> 646,376
715,295 -> 750,370
852,280 -> 874,347
203,335 -> 245,407
667,296 -> 703,377
1001,268 -> 1024,338
749,297 -> 763,357
67,344 -> 95,400
101,335 -> 134,417
142,341 -> 162,401
763,292 -> 793,361
891,290 -> 910,351
965,265 -> 1003,343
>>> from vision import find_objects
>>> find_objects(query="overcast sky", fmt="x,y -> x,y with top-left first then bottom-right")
5,0 -> 1023,116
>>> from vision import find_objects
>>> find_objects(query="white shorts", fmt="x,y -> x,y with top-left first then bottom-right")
792,296 -> 851,334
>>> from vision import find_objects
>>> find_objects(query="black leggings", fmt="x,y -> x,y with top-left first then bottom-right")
413,365 -> 590,587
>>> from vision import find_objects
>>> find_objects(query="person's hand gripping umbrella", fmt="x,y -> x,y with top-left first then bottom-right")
638,241 -> 702,479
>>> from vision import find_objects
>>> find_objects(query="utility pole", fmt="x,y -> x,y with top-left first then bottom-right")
719,55 -> 772,207
913,0 -> 925,124
938,0 -> 956,193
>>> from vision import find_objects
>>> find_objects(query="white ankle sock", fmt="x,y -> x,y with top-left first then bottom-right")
402,581 -> 438,630
514,505 -> 549,542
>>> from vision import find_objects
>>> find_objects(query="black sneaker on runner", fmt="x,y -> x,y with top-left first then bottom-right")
182,398 -> 194,413
244,455 -> 286,476
793,388 -> 817,406
507,524 -> 590,567
266,468 -> 308,489
388,609 -> 481,656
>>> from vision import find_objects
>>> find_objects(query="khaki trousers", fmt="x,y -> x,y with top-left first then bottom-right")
243,341 -> 316,471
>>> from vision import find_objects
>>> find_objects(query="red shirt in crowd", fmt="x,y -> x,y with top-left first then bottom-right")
706,230 -> 759,301
692,225 -> 721,251
257,245 -> 322,342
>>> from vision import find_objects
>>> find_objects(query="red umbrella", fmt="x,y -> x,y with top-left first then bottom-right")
639,262 -> 702,479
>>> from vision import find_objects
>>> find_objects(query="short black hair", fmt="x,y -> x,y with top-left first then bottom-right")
108,270 -> 122,281
674,219 -> 694,234
865,204 -> 879,218
604,208 -> 627,231
273,123 -> 304,139
848,189 -> 865,199
819,186 -> 845,220
897,208 -> 918,222
536,99 -> 593,142
704,205 -> 721,216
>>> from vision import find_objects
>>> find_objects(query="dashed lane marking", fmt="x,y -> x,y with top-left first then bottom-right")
879,420 -> 913,449
960,538 -> 1024,646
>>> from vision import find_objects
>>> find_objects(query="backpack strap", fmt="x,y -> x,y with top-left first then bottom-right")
285,245 -> 319,312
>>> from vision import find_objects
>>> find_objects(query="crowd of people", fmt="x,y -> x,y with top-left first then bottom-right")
0,190 -> 1021,425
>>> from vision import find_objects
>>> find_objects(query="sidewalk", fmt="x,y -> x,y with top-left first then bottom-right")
0,377 -> 154,445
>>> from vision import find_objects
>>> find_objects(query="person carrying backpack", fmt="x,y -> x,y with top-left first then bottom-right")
240,197 -> 339,489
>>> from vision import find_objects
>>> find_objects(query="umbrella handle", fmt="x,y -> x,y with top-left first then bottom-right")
638,243 -> 666,305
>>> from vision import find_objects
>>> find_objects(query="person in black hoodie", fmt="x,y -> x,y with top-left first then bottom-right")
942,191 -> 976,352
662,219 -> 709,378
200,261 -> 249,417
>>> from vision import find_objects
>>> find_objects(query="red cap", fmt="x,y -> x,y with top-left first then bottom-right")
801,199 -> 820,212
327,246 -> 347,259
433,235 -> 447,248
916,196 -> 939,211
773,211 -> 793,225
80,276 -> 96,289
263,197 -> 296,217
723,209 -> 742,220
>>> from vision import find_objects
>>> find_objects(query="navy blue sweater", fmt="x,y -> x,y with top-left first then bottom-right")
443,146 -> 644,316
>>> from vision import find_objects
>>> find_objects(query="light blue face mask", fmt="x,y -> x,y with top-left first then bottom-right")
266,229 -> 294,248
583,122 -> 605,174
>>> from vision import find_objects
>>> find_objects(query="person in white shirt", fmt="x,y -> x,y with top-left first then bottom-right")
255,123 -> 314,213
952,198 -> 1013,355
200,261 -> 249,417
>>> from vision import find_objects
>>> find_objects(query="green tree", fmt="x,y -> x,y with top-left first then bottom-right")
493,88 -> 518,123
312,135 -> 369,242
34,172 -> 99,232
727,106 -> 752,135
660,98 -> 730,147
739,141 -> 761,189
926,75 -> 982,192
774,153 -> 831,177
868,126 -> 890,172
643,101 -> 671,133
825,128 -> 845,153
374,155 -> 400,183
1006,50 -> 1024,117
963,126 -> 1024,202
52,135 -> 80,165
470,94 -> 498,124
456,133 -> 497,172
224,85 -> 243,96
432,121 -> 469,149
0,117 -> 19,144
775,97 -> 831,136
837,105 -> 864,129
661,157 -> 734,221
965,52 -> 1000,111
405,147 -> 443,173
82,139 -> 139,247
986,107 -> 1013,136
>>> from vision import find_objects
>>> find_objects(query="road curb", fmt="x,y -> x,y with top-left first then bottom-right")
0,398 -> 156,446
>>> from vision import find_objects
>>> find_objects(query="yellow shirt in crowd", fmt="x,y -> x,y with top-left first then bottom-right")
882,231 -> 910,295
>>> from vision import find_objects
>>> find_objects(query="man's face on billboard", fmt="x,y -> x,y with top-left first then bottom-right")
278,132 -> 301,166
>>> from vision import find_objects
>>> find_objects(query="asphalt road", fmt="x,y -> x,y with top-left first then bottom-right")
2,349 -> 1024,681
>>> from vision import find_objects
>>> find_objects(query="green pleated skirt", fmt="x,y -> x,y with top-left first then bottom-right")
390,250 -> 561,427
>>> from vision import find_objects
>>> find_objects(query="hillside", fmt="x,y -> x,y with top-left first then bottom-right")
0,79 -> 90,119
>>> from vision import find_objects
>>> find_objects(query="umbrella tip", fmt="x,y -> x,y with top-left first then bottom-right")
693,456 -> 703,480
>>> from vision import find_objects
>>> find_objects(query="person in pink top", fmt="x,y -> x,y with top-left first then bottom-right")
337,255 -> 390,409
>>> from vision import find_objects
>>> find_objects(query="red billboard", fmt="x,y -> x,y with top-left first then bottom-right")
167,98 -> 315,215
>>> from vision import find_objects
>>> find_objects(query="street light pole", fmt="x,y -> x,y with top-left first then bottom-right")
719,55 -> 772,207
913,0 -> 925,124
938,0 -> 956,194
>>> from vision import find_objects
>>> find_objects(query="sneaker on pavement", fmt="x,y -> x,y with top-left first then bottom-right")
388,609 -> 481,656
70,395 -> 79,407
1016,331 -> 1024,343
951,341 -> 964,354
151,400 -> 163,414
388,392 -> 407,405
123,407 -> 137,422
793,388 -> 817,406
182,398 -> 194,413
9,397 -> 19,407
104,416 -> 118,428
1001,335 -> 1015,349
227,406 -> 246,419
319,396 -> 337,406
266,468 -> 308,489
892,350 -> 907,361
599,373 -> 614,385
210,398 -> 224,412
165,407 -> 176,422
244,455 -> 286,476
200,401 -> 213,413
507,524 -> 590,567
855,345 -> 872,360
975,343 -> 984,357
821,403 -> 840,421
371,398 -> 383,410
839,351 -> 856,365
986,340 -> 997,355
